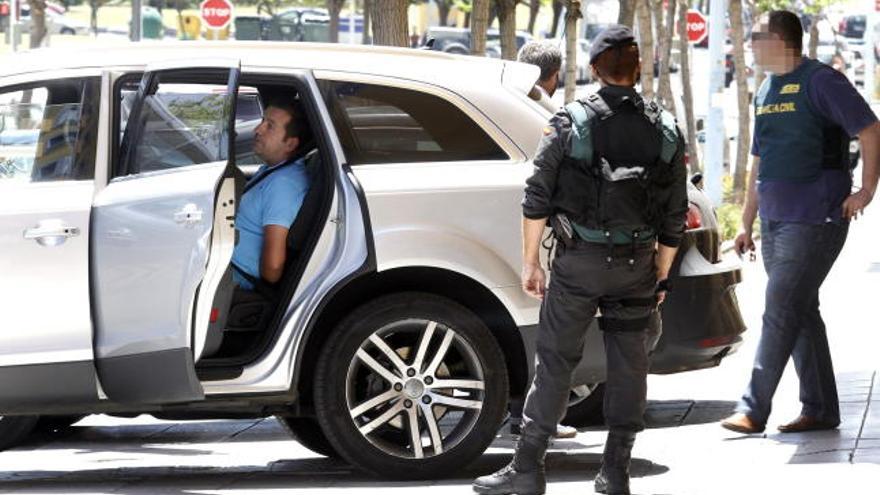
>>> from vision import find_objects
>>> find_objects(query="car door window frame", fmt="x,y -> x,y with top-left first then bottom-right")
115,68 -> 239,180
312,70 -> 525,167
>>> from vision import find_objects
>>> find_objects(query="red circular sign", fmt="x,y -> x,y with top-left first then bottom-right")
200,0 -> 233,30
686,10 -> 708,45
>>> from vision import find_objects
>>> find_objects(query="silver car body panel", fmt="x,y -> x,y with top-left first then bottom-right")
91,162 -> 227,359
0,180 -> 94,367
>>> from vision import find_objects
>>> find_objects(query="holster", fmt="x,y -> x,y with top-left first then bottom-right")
549,213 -> 576,249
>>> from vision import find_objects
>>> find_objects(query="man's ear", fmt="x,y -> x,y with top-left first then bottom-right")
286,136 -> 300,155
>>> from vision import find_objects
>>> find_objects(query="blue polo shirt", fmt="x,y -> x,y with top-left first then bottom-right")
231,157 -> 310,289
751,58 -> 877,224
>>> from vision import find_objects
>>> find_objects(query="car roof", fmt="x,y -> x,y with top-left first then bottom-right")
1,41 -> 534,93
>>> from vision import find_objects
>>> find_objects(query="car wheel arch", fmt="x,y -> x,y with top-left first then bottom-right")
291,266 -> 530,408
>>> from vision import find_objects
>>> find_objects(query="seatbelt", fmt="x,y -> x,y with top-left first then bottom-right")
243,158 -> 298,195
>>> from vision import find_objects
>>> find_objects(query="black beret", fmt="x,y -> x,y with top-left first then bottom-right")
589,24 -> 637,64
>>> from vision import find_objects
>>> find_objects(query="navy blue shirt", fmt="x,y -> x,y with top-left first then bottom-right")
751,60 -> 877,223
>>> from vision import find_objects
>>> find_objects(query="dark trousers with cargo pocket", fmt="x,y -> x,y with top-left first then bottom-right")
520,242 -> 657,443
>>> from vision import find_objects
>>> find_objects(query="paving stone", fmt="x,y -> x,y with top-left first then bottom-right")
789,449 -> 854,464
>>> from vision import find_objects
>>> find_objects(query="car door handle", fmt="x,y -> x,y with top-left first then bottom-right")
174,204 -> 204,225
23,220 -> 80,246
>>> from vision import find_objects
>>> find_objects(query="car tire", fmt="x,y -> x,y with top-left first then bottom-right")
277,416 -> 339,458
60,27 -> 75,35
561,383 -> 605,427
442,43 -> 468,55
314,292 -> 508,479
0,415 -> 39,451
35,415 -> 86,433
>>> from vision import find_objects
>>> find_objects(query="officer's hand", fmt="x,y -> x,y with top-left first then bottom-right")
656,291 -> 667,307
842,188 -> 873,221
522,263 -> 546,300
734,230 -> 756,259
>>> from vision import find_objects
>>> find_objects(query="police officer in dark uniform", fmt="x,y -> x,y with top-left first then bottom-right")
472,25 -> 688,495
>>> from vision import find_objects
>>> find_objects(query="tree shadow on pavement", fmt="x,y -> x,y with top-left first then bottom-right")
0,452 -> 669,494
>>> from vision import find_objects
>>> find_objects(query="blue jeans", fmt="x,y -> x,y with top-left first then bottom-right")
737,220 -> 849,426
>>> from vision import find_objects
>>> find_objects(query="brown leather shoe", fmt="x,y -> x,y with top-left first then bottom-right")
721,413 -> 765,434
778,415 -> 839,433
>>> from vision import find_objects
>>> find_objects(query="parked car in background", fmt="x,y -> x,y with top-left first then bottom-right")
557,37 -> 592,85
839,14 -> 866,43
18,4 -> 88,35
422,26 -> 533,56
0,43 -> 745,480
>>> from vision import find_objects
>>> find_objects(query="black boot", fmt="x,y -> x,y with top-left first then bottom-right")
472,435 -> 548,495
594,430 -> 636,495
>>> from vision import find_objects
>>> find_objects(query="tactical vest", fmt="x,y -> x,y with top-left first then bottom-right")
754,58 -> 849,183
550,92 -> 679,235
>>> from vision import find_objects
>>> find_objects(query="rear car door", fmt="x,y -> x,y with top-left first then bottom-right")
0,75 -> 102,412
91,61 -> 242,404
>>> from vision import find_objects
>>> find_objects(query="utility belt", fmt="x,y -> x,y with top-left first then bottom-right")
549,213 -> 656,269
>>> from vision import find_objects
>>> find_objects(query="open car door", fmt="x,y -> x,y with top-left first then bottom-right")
91,61 -> 242,404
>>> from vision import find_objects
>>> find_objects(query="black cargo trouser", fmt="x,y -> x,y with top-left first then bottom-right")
520,241 -> 657,442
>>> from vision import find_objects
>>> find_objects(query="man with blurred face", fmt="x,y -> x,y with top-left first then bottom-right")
721,10 -> 880,435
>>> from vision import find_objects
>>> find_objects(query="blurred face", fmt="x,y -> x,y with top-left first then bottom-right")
254,106 -> 299,165
751,23 -> 798,73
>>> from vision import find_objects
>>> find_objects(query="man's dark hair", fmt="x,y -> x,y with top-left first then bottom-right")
593,43 -> 640,85
265,97 -> 312,145
517,41 -> 563,82
767,10 -> 804,53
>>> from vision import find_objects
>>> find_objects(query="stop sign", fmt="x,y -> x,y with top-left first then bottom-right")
200,0 -> 233,30
686,10 -> 708,45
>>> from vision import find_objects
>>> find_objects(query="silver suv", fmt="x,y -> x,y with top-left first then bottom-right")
0,43 -> 744,479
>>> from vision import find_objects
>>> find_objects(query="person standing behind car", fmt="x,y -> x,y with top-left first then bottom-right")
721,10 -> 880,435
472,25 -> 687,495
518,40 -> 563,113
513,39 -> 579,441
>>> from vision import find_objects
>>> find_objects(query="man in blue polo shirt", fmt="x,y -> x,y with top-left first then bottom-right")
721,10 -> 880,434
231,98 -> 311,290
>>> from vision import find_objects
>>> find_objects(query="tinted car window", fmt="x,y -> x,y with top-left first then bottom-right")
318,80 -> 508,165
0,78 -> 99,183
125,82 -> 232,174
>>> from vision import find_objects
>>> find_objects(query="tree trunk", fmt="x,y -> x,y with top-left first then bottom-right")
89,0 -> 99,34
328,0 -> 343,43
550,0 -> 564,37
564,1 -> 581,103
809,14 -> 819,59
618,0 -> 635,28
497,0 -> 517,61
527,0 -> 540,34
27,0 -> 47,48
636,0 -> 654,100
655,0 -> 676,112
730,0 -> 750,204
471,0 -> 490,55
371,0 -> 408,47
678,0 -> 700,173
362,0 -> 371,44
438,0 -> 452,27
